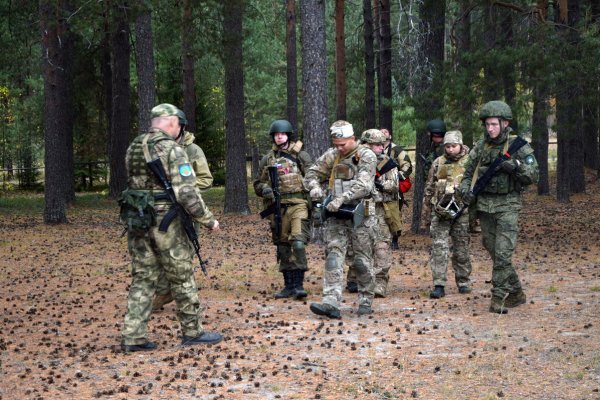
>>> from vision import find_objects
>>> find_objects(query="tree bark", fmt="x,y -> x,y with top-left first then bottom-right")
223,0 -> 250,214
363,0 -> 376,129
182,0 -> 197,133
373,0 -> 381,123
456,0 -> 473,147
109,1 -> 131,198
532,85 -> 549,195
300,0 -> 329,159
40,0 -> 75,224
334,0 -> 347,121
378,0 -> 392,133
135,8 -> 155,134
286,0 -> 299,129
483,0 -> 501,100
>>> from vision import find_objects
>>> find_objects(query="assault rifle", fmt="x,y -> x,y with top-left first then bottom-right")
374,156 -> 398,191
147,159 -> 209,275
452,136 -> 528,225
259,166 -> 283,260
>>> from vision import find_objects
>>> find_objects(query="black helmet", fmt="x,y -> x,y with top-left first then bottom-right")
426,119 -> 447,136
269,119 -> 295,143
479,100 -> 513,121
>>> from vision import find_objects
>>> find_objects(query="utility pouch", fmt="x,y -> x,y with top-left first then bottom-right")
363,199 -> 375,217
118,189 -> 156,235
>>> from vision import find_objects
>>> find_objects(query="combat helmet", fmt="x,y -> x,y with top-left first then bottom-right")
479,100 -> 512,121
151,103 -> 187,127
361,129 -> 386,144
443,130 -> 463,145
269,119 -> 295,142
426,119 -> 447,136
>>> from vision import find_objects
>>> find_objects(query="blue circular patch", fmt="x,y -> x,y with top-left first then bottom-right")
179,163 -> 193,177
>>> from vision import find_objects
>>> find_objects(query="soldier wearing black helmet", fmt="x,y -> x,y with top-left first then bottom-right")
253,120 -> 313,300
459,100 -> 539,314
422,119 -> 447,180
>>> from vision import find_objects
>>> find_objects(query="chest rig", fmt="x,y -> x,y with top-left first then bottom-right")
265,141 -> 304,195
328,147 -> 360,201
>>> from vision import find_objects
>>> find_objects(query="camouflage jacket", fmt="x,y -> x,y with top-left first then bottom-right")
423,141 -> 444,180
125,128 -> 216,228
459,128 -> 539,213
304,144 -> 377,204
253,141 -> 312,205
183,131 -> 213,192
374,154 -> 399,203
386,142 -> 413,180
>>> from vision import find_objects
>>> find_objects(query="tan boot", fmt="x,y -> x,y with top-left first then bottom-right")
489,297 -> 508,314
505,290 -> 526,308
152,293 -> 173,311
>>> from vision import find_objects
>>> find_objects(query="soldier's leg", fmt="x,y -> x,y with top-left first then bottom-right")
345,246 -> 358,292
450,212 -> 472,291
321,221 -> 349,309
122,235 -> 160,346
273,208 -> 296,298
152,272 -> 173,311
468,204 -> 481,233
352,216 -> 377,312
374,209 -> 392,297
383,201 -> 402,250
490,211 -> 521,300
479,211 -> 497,262
430,215 -> 451,288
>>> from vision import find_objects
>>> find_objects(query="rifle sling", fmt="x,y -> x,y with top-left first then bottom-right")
275,150 -> 299,165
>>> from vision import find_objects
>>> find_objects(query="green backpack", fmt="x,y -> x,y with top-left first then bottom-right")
118,189 -> 156,235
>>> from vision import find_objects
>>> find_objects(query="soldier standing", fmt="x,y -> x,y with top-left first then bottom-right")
459,101 -> 539,313
304,121 -> 379,318
422,119 -> 447,180
253,120 -> 313,299
152,127 -> 214,310
120,104 -> 222,352
422,130 -> 472,298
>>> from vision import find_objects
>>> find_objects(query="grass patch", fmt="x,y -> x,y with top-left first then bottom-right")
590,285 -> 600,292
546,285 -> 558,293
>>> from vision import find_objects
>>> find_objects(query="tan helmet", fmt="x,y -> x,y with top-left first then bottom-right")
330,120 -> 354,139
361,129 -> 386,144
443,130 -> 463,145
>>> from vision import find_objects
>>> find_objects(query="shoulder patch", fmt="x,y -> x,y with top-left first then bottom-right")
524,154 -> 535,165
179,163 -> 193,177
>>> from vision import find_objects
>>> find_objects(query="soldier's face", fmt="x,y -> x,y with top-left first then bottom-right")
273,132 -> 288,146
166,116 -> 181,138
444,143 -> 461,156
369,143 -> 385,155
431,134 -> 444,144
382,130 -> 392,147
332,137 -> 357,156
485,118 -> 508,139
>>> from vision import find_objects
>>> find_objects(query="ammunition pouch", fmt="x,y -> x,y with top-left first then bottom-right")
118,189 -> 156,235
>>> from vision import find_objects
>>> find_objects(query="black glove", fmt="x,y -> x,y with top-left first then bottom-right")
461,191 -> 476,206
498,159 -> 519,174
262,187 -> 275,200
374,181 -> 384,192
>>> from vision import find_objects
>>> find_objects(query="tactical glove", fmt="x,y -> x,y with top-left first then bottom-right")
326,196 -> 345,212
262,187 -> 275,200
461,191 -> 476,206
309,187 -> 324,200
374,181 -> 384,192
498,159 -> 520,174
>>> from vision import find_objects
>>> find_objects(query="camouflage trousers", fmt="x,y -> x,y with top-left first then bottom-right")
348,205 -> 392,296
429,211 -> 472,288
122,215 -> 203,345
479,210 -> 522,299
272,202 -> 310,272
382,200 -> 403,235
322,215 -> 377,309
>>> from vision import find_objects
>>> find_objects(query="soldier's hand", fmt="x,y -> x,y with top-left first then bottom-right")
326,196 -> 344,212
210,220 -> 220,231
309,187 -> 324,200
262,187 -> 275,200
374,181 -> 384,192
498,159 -> 519,174
461,191 -> 476,206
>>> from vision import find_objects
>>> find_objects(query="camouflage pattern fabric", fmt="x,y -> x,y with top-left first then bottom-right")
253,141 -> 312,272
121,128 -> 215,345
429,212 -> 472,288
459,127 -> 539,300
423,142 -> 444,180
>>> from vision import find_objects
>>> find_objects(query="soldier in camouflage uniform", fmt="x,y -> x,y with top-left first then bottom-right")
304,121 -> 379,318
382,128 -> 413,250
253,120 -> 312,300
459,101 -> 539,314
422,119 -> 446,180
152,128 -> 214,310
422,131 -> 472,299
120,104 -> 222,352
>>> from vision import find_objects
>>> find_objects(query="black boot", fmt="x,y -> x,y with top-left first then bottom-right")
391,235 -> 399,250
293,270 -> 307,299
429,285 -> 445,299
274,271 -> 295,299
346,281 -> 358,293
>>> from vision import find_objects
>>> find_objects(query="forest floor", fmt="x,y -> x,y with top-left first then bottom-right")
0,178 -> 599,400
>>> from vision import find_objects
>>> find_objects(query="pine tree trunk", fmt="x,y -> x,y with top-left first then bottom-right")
363,0 -> 376,129
532,86 -> 550,195
300,0 -> 329,159
223,0 -> 250,214
285,0 -> 298,129
182,0 -> 196,133
109,2 -> 131,198
378,0 -> 392,133
334,0 -> 347,121
135,9 -> 155,134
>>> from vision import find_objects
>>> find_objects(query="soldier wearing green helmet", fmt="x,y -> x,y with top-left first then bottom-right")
253,119 -> 313,300
422,119 -> 447,180
459,100 -> 539,314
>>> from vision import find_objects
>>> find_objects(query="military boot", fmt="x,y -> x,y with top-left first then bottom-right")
274,271 -> 295,299
309,303 -> 341,319
357,305 -> 373,316
374,280 -> 387,298
429,285 -> 445,299
181,332 -> 223,346
293,270 -> 307,300
122,341 -> 157,353
152,292 -> 174,311
458,286 -> 472,294
346,281 -> 358,293
489,297 -> 508,314
391,235 -> 399,250
505,290 -> 526,308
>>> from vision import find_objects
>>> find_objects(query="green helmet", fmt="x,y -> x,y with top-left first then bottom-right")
426,119 -> 447,136
151,103 -> 187,126
269,119 -> 293,135
361,129 -> 386,144
479,100 -> 512,121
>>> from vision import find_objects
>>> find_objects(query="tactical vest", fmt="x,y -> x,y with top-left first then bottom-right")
266,141 -> 304,195
126,133 -> 168,191
432,155 -> 467,204
328,146 -> 362,202
476,136 -> 521,194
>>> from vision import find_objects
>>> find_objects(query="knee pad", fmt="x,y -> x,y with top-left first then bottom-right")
291,240 -> 305,251
325,252 -> 340,272
353,258 -> 369,276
